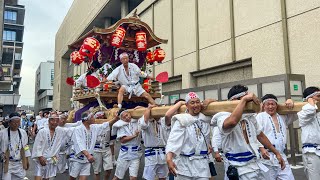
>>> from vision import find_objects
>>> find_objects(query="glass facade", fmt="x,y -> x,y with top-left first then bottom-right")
50,69 -> 54,86
3,30 -> 16,41
4,10 -> 17,24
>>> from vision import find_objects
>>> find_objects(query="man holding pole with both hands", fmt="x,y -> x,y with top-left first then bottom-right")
166,85 -> 286,180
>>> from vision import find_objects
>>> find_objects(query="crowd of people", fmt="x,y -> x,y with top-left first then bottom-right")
0,84 -> 319,180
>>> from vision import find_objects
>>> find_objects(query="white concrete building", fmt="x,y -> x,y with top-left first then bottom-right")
53,0 -> 320,165
34,61 -> 54,114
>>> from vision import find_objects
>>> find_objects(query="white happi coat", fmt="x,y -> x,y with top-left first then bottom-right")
59,121 -> 82,154
94,126 -> 112,153
36,118 -> 48,130
107,63 -> 147,95
75,71 -> 99,88
211,126 -> 222,153
57,122 -> 82,173
256,112 -> 297,166
212,112 -> 264,176
32,127 -> 68,161
139,116 -> 171,166
32,127 -> 71,178
70,122 -> 110,163
166,113 -> 211,178
112,119 -> 142,160
0,128 -> 31,179
298,103 -> 320,155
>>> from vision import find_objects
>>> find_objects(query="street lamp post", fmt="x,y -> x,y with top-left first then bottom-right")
12,81 -> 17,112
12,93 -> 15,112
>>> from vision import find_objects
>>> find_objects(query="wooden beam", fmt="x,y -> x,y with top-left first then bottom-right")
277,102 -> 320,114
127,100 -> 262,119
94,101 -> 319,123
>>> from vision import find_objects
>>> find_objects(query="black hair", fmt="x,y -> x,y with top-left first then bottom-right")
303,86 -> 320,98
117,108 -> 128,117
228,84 -> 248,100
81,112 -> 90,122
86,61 -> 102,76
174,99 -> 185,105
261,94 -> 278,102
43,111 -> 50,115
9,112 -> 20,118
21,112 -> 26,115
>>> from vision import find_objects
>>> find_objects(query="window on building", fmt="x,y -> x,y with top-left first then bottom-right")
2,67 -> 11,76
2,48 -> 14,64
4,11 -> 17,24
51,69 -> 54,86
3,30 -> 16,41
48,96 -> 53,101
2,53 -> 13,64
15,53 -> 22,60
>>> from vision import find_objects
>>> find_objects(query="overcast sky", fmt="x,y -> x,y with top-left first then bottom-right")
18,0 -> 73,105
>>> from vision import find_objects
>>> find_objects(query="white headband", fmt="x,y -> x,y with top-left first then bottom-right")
303,91 -> 320,101
94,112 -> 104,119
119,110 -> 129,118
82,113 -> 93,121
229,91 -> 247,101
262,98 -> 278,104
119,53 -> 128,59
59,114 -> 67,119
185,92 -> 200,103
9,116 -> 20,121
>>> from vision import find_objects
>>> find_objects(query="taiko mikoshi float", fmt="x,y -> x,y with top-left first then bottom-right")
66,13 -> 169,123
65,14 -> 318,123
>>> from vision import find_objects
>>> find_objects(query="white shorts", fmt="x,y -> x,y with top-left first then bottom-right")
57,153 -> 68,173
303,152 -> 320,180
3,173 -> 24,180
114,158 -> 140,179
143,164 -> 169,180
92,150 -> 113,174
3,161 -> 26,180
69,161 -> 91,178
123,84 -> 145,97
263,163 -> 294,180
239,169 -> 265,180
34,161 -> 57,179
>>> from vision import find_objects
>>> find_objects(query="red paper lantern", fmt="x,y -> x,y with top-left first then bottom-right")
146,50 -> 155,65
153,47 -> 166,63
70,51 -> 84,65
66,77 -> 75,86
143,79 -> 150,93
86,75 -> 100,88
135,31 -> 147,51
79,45 -> 95,62
82,37 -> 100,53
111,26 -> 126,47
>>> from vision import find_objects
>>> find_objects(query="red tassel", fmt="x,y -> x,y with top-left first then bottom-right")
66,77 -> 75,86
86,75 -> 100,88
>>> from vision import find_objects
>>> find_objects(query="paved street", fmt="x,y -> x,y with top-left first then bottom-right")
25,143 -> 307,180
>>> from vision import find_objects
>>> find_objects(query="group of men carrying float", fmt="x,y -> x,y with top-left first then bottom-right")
1,52 -> 320,180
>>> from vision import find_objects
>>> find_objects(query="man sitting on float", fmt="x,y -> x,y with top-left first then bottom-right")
106,52 -> 156,109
